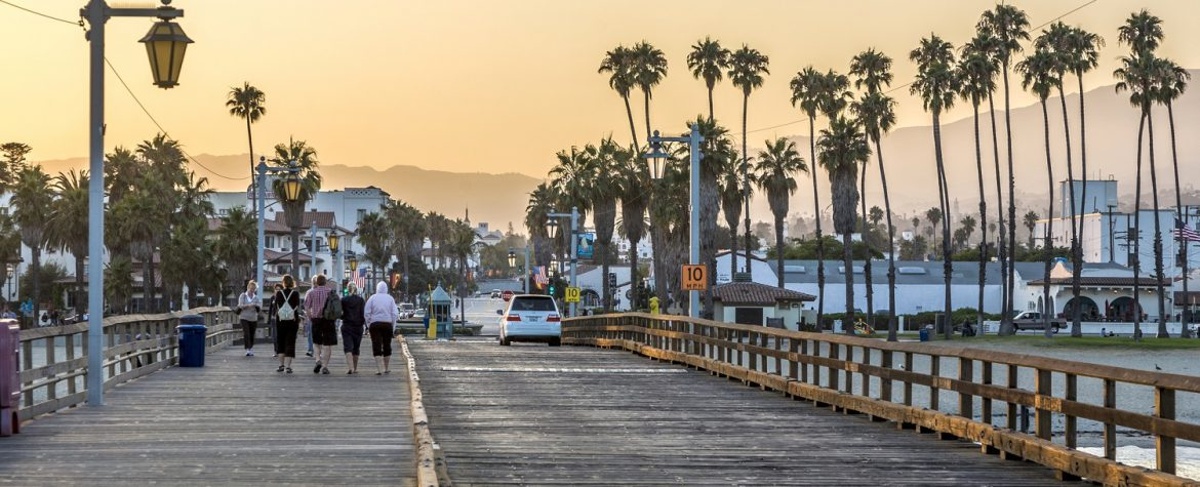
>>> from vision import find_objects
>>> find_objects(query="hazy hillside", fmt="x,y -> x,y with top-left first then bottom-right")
30,70 -> 1200,232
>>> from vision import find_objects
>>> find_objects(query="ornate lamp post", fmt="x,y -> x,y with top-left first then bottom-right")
644,125 -> 704,318
255,156 -> 302,298
507,248 -> 530,293
327,231 -> 340,292
83,0 -> 191,407
546,209 -> 579,316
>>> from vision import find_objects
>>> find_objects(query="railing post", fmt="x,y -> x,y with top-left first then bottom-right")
1065,373 -> 1077,450
1156,386 -> 1176,474
1035,368 -> 1052,440
1006,364 -> 1018,431
789,337 -> 799,382
958,357 -> 973,419
902,352 -> 913,406
1103,379 -> 1116,460
843,344 -> 854,394
826,340 -> 838,390
930,355 -> 940,411
981,360 -> 992,425
880,349 -> 892,402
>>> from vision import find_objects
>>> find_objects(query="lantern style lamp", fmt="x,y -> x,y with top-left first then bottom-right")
507,250 -> 517,268
348,254 -> 358,273
280,172 -> 302,202
545,219 -> 560,240
139,17 -> 193,89
327,231 -> 340,253
643,130 -> 669,180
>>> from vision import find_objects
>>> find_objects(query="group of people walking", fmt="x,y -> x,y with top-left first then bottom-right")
236,275 -> 398,375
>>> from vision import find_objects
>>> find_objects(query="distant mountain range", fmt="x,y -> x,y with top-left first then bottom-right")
31,70 -> 1200,232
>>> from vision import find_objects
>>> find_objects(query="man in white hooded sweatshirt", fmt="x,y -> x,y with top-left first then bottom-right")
363,282 -> 398,375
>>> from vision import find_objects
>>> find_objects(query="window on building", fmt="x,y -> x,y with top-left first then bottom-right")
265,236 -> 275,249
357,208 -> 367,223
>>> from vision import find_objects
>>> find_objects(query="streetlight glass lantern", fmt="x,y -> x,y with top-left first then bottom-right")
348,254 -> 358,272
643,130 -> 668,180
327,232 -> 340,253
139,19 -> 193,89
545,219 -> 560,240
507,250 -> 517,268
281,173 -> 303,202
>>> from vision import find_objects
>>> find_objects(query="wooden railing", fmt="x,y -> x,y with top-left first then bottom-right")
15,307 -> 237,421
563,313 -> 1200,487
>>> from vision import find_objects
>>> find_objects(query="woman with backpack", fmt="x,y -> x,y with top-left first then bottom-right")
273,275 -> 302,373
304,274 -> 338,375
340,282 -> 366,374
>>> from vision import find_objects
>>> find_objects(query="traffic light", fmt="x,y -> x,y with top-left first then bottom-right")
549,282 -> 556,296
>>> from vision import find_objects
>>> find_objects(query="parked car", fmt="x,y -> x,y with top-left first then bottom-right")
397,303 -> 416,319
497,294 -> 561,346
490,289 -> 501,299
1011,311 -> 1064,332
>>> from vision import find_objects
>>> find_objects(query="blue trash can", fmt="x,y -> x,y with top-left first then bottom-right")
918,328 -> 930,342
178,315 -> 207,367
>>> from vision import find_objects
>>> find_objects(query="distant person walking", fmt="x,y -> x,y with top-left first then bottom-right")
267,283 -> 283,354
304,275 -> 318,357
364,282 -> 398,375
340,282 -> 366,374
237,280 -> 261,356
273,275 -> 302,373
304,274 -> 338,375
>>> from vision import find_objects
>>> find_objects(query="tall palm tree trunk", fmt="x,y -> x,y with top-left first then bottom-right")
623,95 -> 640,150
1168,101 -> 1191,338
642,90 -> 652,150
599,239 -> 611,312
1040,99 -> 1056,339
988,93 -> 1008,334
774,212 -> 785,288
1075,73 -> 1090,337
859,153 -> 874,328
843,231 -> 855,334
290,229 -> 301,279
933,112 -> 952,340
707,88 -> 715,123
972,103 -> 987,336
1132,109 -> 1144,337
1003,64 -> 1018,336
1057,86 -> 1081,337
741,96 -> 753,280
31,250 -> 41,327
1148,111 -> 1168,337
875,137 -> 898,342
809,117 -> 826,328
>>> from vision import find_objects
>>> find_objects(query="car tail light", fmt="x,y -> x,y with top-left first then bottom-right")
506,314 -> 522,321
547,314 -> 561,322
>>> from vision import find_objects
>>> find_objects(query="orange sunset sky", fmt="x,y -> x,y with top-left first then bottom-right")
2,0 -> 1199,189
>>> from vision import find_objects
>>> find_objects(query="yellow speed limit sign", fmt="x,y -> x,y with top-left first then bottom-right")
564,286 -> 581,303
681,264 -> 707,291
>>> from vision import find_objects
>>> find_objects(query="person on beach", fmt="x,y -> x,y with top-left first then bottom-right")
237,280 -> 261,356
340,282 -> 366,374
363,281 -> 398,375
273,275 -> 302,373
304,274 -> 337,375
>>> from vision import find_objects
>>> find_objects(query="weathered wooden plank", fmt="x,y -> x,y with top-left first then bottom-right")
410,340 -> 1067,486
0,333 -> 417,486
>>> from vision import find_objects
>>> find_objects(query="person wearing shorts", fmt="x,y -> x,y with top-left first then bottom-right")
340,282 -> 366,374
273,275 -> 301,373
363,281 -> 398,375
304,274 -> 338,375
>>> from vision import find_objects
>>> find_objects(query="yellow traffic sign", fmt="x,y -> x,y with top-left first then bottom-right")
681,264 -> 707,291
564,286 -> 581,303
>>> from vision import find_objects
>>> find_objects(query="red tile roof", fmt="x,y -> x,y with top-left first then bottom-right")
712,282 -> 815,306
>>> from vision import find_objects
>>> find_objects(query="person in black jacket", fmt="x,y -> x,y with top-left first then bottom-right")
339,282 -> 367,374
273,275 -> 302,373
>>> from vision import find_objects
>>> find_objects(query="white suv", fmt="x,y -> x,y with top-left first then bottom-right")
498,294 -> 562,346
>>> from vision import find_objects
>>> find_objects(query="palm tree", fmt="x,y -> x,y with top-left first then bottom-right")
910,34 -> 959,340
687,37 -> 731,122
592,138 -> 627,312
550,143 -> 598,307
817,117 -> 869,332
969,29 -> 1010,335
632,41 -> 668,142
525,183 -> 559,292
728,45 -> 769,279
687,117 -> 736,316
754,137 -> 807,288
1024,211 -> 1040,250
226,82 -> 267,243
615,146 -> 649,309
789,67 -> 829,325
356,212 -> 393,289
959,36 -> 998,337
599,46 -> 641,149
1038,23 -> 1085,336
1156,57 -> 1191,337
10,165 -> 54,326
1117,9 -> 1167,338
386,201 -> 426,301
270,138 -> 322,276
109,187 -> 161,312
979,4 -> 1030,335
0,142 -> 32,193
1018,46 -> 1060,339
1061,26 -> 1105,337
103,256 -> 134,314
213,206 -> 256,303
45,169 -> 90,316
719,157 -> 743,279
850,48 -> 895,335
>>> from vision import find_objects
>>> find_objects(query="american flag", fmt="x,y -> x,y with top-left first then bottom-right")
533,266 -> 549,288
1174,218 -> 1200,242
353,268 -> 367,290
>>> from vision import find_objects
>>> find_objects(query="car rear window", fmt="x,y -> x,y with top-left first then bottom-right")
511,296 -> 557,312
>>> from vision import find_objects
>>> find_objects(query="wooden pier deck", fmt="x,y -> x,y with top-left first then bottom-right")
0,335 -> 416,486
410,339 -> 1066,486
